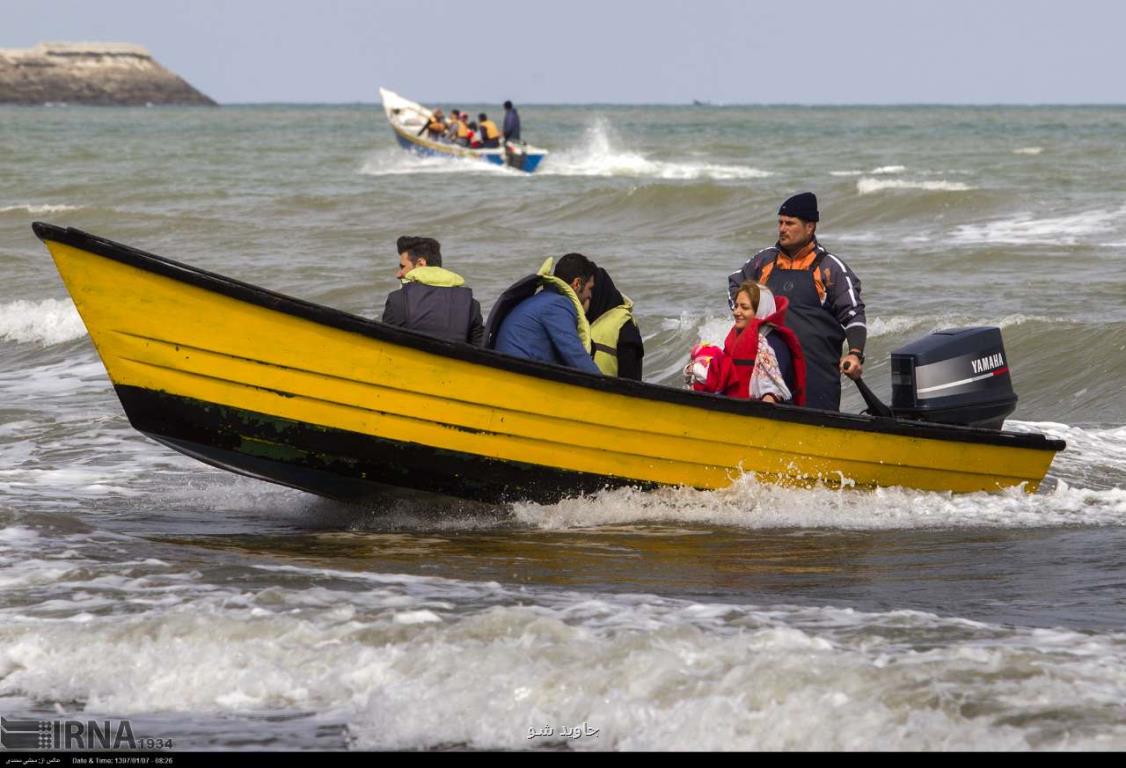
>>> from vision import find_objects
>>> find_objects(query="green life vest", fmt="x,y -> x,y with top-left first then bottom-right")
401,266 -> 466,288
590,298 -> 635,376
535,257 -> 592,354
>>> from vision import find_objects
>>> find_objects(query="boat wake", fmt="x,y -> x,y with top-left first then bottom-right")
511,447 -> 1126,532
361,118 -> 772,180
539,118 -> 772,180
142,418 -> 1123,534
357,148 -> 518,177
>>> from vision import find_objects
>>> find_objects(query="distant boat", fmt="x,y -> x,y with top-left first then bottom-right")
692,99 -> 711,106
379,87 -> 547,174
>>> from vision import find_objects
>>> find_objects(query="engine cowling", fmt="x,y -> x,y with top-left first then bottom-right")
890,327 -> 1017,430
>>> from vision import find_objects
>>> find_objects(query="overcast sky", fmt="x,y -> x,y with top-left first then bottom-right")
6,0 -> 1125,104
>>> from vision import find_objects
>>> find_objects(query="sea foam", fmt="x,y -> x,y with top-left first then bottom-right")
0,298 -> 85,345
865,313 -> 1032,339
857,178 -> 974,195
541,119 -> 772,180
510,472 -> 1126,532
832,165 -> 905,177
950,207 -> 1126,246
357,148 -> 516,177
2,566 -> 1125,751
0,204 -> 82,215
358,122 -> 772,180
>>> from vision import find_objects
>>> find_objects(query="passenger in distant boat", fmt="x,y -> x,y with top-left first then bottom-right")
453,111 -> 470,146
466,121 -> 484,149
419,108 -> 447,140
381,236 -> 484,346
489,253 -> 602,375
587,265 -> 644,380
687,282 -> 805,404
444,110 -> 464,144
728,192 -> 866,411
478,113 -> 501,148
503,100 -> 521,142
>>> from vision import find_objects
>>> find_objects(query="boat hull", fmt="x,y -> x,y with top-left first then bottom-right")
120,385 -> 636,502
35,224 -> 1064,504
389,123 -> 545,173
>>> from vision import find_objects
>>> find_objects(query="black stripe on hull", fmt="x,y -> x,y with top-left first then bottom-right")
116,385 -> 648,504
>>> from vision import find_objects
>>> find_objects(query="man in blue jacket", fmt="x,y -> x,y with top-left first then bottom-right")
493,253 -> 601,375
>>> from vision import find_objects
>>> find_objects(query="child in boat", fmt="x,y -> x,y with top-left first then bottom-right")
467,122 -> 484,149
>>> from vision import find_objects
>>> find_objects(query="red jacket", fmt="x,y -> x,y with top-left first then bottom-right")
691,296 -> 806,405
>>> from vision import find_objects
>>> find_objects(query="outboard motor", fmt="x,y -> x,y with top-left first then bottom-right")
504,140 -> 527,170
889,327 -> 1017,430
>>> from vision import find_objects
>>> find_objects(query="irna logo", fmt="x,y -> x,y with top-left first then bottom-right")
1,717 -> 142,750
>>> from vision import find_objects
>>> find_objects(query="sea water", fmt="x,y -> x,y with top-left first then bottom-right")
1,103 -> 1125,750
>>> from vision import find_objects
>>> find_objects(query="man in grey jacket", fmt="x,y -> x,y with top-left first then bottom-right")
381,236 -> 484,346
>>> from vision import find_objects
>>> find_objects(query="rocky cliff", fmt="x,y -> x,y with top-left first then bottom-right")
0,42 -> 215,106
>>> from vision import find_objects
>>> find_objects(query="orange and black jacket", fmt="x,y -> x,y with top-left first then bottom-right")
727,240 -> 867,353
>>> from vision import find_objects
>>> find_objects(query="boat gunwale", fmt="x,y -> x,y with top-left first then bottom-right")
33,222 -> 1066,455
380,90 -> 548,161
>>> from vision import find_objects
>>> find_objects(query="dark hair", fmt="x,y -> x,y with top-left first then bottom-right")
396,236 -> 442,267
504,101 -> 513,109
478,113 -> 487,121
468,121 -> 478,131
554,252 -> 595,286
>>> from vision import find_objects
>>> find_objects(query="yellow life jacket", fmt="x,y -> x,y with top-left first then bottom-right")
401,266 -> 465,288
480,120 -> 500,140
535,257 -> 591,354
590,299 -> 634,376
455,120 -> 468,139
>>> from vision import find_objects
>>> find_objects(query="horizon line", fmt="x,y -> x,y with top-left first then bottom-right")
214,100 -> 1126,108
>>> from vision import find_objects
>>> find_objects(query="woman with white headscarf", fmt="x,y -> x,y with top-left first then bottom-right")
688,282 -> 807,404
725,281 -> 806,404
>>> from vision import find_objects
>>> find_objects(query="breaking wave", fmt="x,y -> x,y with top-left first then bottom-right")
950,206 -> 1126,246
857,178 -> 975,195
0,298 -> 86,345
0,203 -> 82,215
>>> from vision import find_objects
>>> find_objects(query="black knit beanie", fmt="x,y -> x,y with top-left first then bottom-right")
778,192 -> 819,222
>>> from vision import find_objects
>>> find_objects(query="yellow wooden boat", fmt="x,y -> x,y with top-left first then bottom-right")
34,223 -> 1064,503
